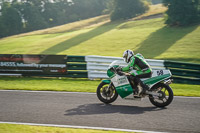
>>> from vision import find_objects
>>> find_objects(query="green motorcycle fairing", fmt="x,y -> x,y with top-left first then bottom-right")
143,73 -> 171,88
102,79 -> 111,84
112,72 -> 171,98
111,75 -> 133,98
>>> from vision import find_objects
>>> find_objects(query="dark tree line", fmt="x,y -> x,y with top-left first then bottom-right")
111,0 -> 149,21
163,0 -> 200,26
148,0 -> 162,5
0,0 -> 109,38
0,0 -> 200,38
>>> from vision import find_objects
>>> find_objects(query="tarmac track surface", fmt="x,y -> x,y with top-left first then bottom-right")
0,90 -> 200,133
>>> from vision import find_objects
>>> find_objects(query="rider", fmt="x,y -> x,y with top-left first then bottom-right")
119,50 -> 152,96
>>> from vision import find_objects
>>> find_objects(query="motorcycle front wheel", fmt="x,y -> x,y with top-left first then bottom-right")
149,83 -> 173,108
97,82 -> 118,104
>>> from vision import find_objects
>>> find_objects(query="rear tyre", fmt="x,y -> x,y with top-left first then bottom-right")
149,83 -> 173,107
97,82 -> 118,104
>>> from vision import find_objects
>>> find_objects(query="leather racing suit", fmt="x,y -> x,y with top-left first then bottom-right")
121,53 -> 152,94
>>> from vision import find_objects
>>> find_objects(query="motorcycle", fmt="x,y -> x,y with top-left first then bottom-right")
97,60 -> 174,107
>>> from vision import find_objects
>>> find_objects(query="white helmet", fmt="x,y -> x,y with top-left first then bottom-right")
123,50 -> 134,63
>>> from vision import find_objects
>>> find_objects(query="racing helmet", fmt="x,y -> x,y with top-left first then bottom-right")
123,50 -> 134,63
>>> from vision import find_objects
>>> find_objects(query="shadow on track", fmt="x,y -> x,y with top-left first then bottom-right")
65,103 -> 165,116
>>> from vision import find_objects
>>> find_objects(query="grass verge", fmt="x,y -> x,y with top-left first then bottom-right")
0,77 -> 99,92
0,77 -> 199,97
0,124 -> 135,133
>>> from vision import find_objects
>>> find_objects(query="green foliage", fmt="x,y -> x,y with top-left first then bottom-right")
111,0 -> 149,21
0,18 -> 6,37
22,3 -> 48,31
42,2 -> 67,27
151,0 -> 163,4
146,0 -> 162,5
102,0 -> 115,14
0,0 -> 109,38
72,0 -> 106,20
0,2 -> 23,37
163,0 -> 200,26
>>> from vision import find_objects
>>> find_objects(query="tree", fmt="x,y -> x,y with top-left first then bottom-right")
163,0 -> 200,26
152,0 -> 162,4
0,0 -> 111,38
101,0 -> 114,14
21,2 -> 48,31
0,18 -> 6,38
71,0 -> 107,20
111,0 -> 149,21
0,2 -> 23,37
42,2 -> 67,27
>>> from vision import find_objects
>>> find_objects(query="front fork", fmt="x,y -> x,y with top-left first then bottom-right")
102,80 -> 114,93
105,83 -> 113,92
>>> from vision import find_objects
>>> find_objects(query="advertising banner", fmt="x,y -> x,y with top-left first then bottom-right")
0,54 -> 67,76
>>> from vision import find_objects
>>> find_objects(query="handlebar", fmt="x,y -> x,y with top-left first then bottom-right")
111,67 -> 131,76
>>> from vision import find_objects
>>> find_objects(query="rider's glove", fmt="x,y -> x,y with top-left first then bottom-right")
116,67 -> 122,72
118,71 -> 124,76
116,67 -> 123,76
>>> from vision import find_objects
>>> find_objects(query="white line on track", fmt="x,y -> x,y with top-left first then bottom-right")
0,90 -> 95,95
0,121 -> 167,133
174,96 -> 200,99
0,90 -> 200,99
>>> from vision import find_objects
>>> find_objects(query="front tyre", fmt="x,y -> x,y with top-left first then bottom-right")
149,83 -> 173,108
97,82 -> 118,104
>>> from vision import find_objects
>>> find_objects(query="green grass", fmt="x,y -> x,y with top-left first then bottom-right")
0,77 -> 99,92
0,124 -> 135,133
0,77 -> 199,97
0,12 -> 199,63
171,84 -> 200,97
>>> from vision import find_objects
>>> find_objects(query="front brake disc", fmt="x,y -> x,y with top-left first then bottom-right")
102,86 -> 113,97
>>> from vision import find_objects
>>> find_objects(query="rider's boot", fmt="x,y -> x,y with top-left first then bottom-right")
138,81 -> 149,96
133,84 -> 142,98
127,76 -> 137,96
132,84 -> 140,98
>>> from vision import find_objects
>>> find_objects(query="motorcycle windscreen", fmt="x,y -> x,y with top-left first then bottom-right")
111,75 -> 133,98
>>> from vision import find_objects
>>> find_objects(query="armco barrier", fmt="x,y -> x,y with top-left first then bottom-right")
170,69 -> 200,78
67,55 -> 200,85
85,55 -> 166,79
164,60 -> 200,84
66,56 -> 87,78
0,55 -> 199,84
67,56 -> 85,62
164,61 -> 200,70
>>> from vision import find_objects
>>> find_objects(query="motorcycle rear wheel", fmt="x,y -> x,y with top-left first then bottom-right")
149,83 -> 173,108
97,82 -> 118,104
